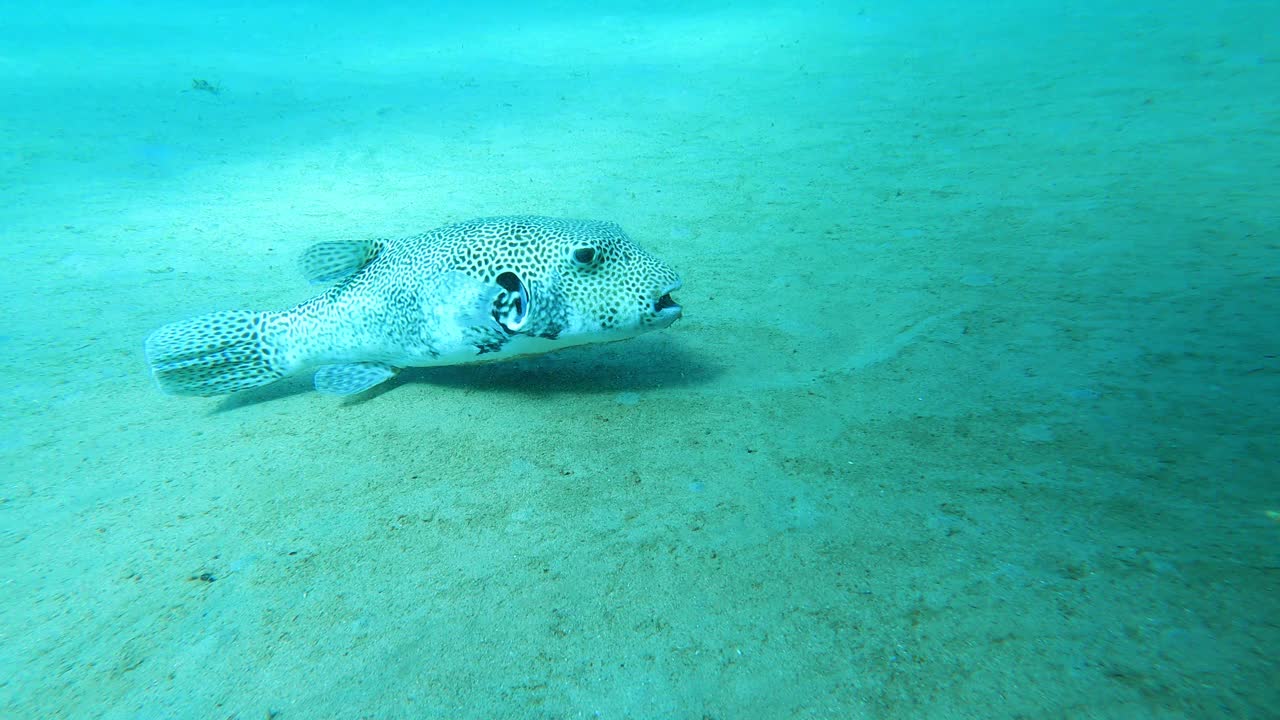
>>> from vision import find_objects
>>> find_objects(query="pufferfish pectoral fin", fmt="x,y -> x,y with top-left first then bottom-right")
436,270 -> 505,332
298,239 -> 385,285
313,362 -> 401,395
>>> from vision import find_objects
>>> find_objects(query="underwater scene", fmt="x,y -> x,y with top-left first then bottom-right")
1,1 -> 1277,717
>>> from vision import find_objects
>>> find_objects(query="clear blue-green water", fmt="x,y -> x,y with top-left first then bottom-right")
2,1 -> 1277,718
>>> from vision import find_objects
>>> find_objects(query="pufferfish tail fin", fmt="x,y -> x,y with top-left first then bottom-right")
145,310 -> 291,396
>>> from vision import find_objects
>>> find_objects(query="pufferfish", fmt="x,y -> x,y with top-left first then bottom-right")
144,215 -> 683,397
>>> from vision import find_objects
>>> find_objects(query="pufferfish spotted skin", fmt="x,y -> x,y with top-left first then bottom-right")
145,216 -> 683,397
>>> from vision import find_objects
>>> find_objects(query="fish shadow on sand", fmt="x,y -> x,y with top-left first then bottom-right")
403,336 -> 718,397
214,335 -> 717,411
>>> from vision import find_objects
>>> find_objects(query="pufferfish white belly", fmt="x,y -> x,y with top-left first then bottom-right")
144,216 -> 683,397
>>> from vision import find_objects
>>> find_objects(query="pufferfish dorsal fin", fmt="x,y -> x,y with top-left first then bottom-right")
298,239 -> 386,285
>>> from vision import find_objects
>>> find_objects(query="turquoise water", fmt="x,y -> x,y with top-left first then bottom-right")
2,1 -> 1277,717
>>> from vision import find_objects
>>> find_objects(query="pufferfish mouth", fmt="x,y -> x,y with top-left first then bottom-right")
652,280 -> 683,324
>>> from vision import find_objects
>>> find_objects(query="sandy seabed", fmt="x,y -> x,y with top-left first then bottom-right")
1,2 -> 1277,718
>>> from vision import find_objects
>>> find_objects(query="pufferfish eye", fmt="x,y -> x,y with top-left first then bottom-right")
571,247 -> 597,266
